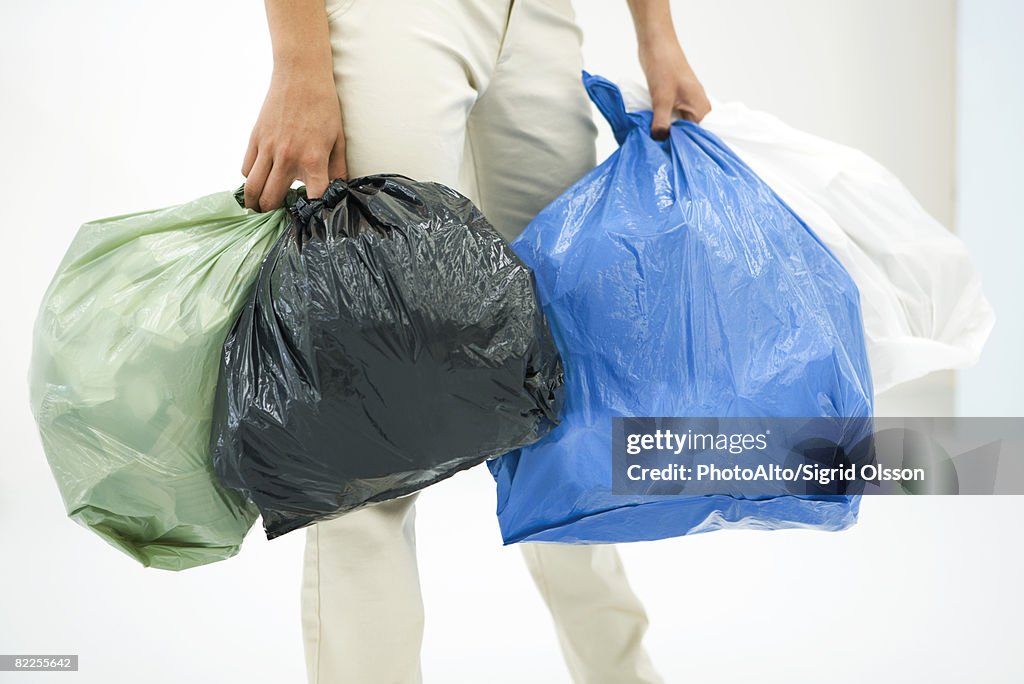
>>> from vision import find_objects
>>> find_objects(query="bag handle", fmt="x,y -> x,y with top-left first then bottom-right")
231,179 -> 350,226
582,71 -> 636,145
290,179 -> 352,226
232,184 -> 308,215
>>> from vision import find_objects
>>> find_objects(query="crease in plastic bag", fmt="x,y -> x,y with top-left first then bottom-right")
488,73 -> 875,544
614,76 -> 994,393
210,175 -> 563,539
29,188 -> 294,570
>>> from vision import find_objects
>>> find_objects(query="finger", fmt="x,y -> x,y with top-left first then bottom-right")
303,155 -> 330,200
679,108 -> 700,123
695,100 -> 712,123
327,133 -> 348,182
259,160 -> 294,212
241,135 -> 259,177
650,96 -> 673,141
679,99 -> 711,124
243,152 -> 271,210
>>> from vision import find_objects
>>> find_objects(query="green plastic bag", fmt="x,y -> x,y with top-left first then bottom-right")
29,189 -> 290,570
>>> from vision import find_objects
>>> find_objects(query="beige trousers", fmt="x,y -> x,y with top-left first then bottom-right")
301,2 -> 661,682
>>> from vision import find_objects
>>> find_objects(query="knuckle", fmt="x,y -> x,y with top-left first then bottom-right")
276,143 -> 296,163
300,152 -> 325,170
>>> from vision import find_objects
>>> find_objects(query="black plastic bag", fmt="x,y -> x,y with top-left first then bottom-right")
210,175 -> 563,539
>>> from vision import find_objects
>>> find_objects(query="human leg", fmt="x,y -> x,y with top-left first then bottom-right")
465,2 -> 660,681
302,3 -> 521,682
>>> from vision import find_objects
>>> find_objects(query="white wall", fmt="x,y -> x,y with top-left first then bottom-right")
2,2 -> 1019,684
955,0 -> 1024,416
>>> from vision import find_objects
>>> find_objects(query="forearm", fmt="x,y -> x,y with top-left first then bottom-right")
264,0 -> 334,80
242,0 -> 346,209
625,0 -> 681,50
625,0 -> 711,129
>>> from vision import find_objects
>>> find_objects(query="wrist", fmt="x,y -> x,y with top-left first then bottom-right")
272,52 -> 334,87
635,22 -> 678,49
271,31 -> 333,77
273,46 -> 330,68
639,49 -> 688,80
638,29 -> 684,57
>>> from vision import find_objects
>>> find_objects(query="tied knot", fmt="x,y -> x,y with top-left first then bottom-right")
289,179 -> 350,227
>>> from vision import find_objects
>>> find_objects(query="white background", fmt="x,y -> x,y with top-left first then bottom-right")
955,0 -> 1024,417
1,1 -> 1021,682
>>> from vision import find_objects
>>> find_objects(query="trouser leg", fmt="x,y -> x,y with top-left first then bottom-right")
302,4 -> 496,682
463,2 -> 661,679
310,2 -> 660,682
302,494 -> 423,684
521,544 -> 663,684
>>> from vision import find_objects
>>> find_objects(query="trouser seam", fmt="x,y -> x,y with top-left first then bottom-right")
494,0 -> 516,69
313,525 -> 322,684
467,127 -> 485,217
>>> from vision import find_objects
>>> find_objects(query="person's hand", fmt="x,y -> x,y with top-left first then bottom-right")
241,67 -> 347,211
638,40 -> 711,139
626,0 -> 710,139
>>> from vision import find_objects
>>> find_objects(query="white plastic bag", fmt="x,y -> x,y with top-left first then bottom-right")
618,79 -> 994,393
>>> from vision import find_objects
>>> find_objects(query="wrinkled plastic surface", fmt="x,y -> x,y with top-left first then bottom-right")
616,77 -> 995,393
29,189 -> 290,569
488,74 -> 875,544
211,175 -> 563,539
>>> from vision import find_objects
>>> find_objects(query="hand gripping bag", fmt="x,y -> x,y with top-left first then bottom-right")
615,77 -> 994,393
210,175 -> 563,539
29,188 -> 291,569
487,74 -> 875,544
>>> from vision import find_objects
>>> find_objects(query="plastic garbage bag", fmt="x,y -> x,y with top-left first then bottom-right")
29,188 -> 290,570
488,74 -> 874,544
616,77 -> 994,393
210,175 -> 563,539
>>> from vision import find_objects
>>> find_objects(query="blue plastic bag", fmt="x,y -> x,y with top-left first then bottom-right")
488,74 -> 874,544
